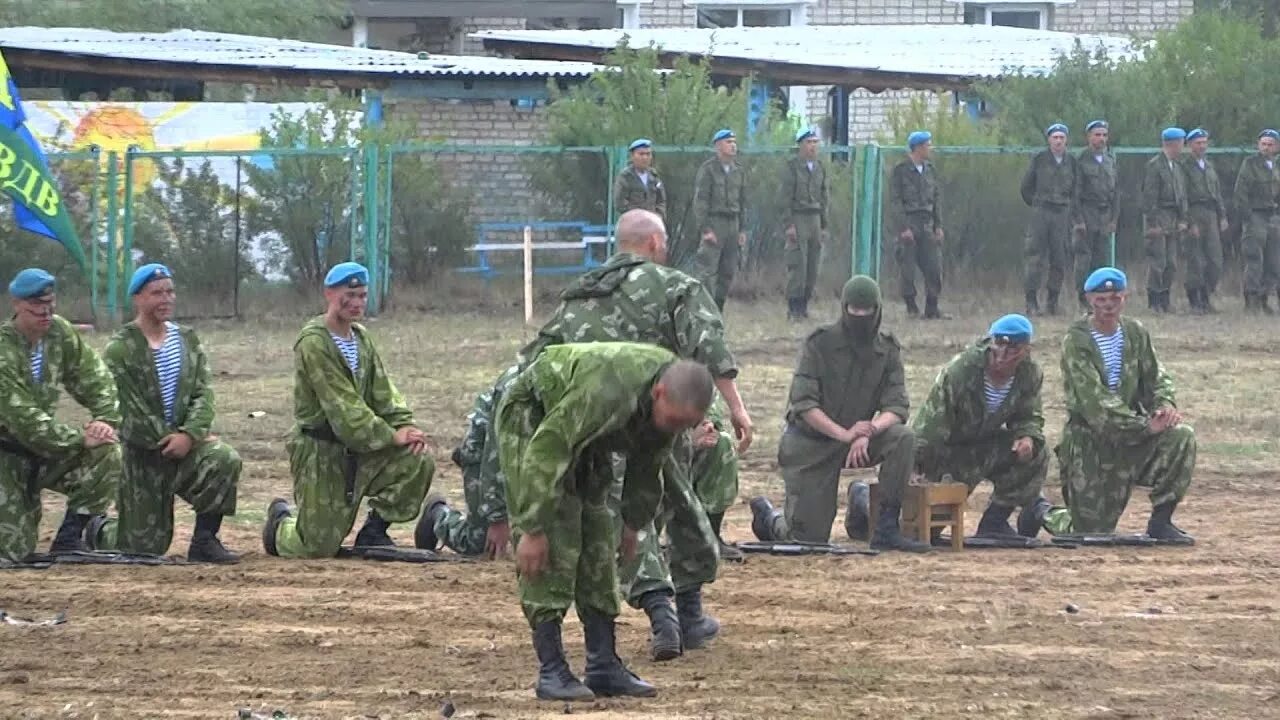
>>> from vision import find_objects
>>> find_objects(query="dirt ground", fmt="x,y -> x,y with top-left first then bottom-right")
3,296 -> 1279,719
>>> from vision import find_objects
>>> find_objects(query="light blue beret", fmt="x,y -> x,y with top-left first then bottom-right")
712,129 -> 735,143
1186,128 -> 1207,142
8,268 -> 55,299
907,130 -> 932,150
988,314 -> 1033,344
1084,266 -> 1127,293
628,138 -> 652,152
1085,120 -> 1108,133
1045,123 -> 1068,137
324,262 -> 369,289
1161,127 -> 1186,142
1260,129 -> 1279,141
128,263 -> 172,296
795,127 -> 817,143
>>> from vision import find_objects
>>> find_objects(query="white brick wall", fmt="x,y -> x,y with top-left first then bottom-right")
1053,0 -> 1192,34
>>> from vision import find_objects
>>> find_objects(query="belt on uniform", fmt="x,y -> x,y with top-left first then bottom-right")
0,434 -> 43,500
300,423 -> 358,505
1035,202 -> 1069,210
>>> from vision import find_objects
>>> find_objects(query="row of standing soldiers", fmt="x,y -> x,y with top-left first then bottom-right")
613,123 -> 1280,319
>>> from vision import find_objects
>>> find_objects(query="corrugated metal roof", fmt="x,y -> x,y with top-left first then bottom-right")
474,24 -> 1138,81
0,27 -> 603,79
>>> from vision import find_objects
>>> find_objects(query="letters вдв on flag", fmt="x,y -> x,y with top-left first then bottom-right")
0,49 -> 86,270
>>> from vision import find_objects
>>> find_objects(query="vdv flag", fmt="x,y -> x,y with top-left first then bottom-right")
0,50 -> 86,270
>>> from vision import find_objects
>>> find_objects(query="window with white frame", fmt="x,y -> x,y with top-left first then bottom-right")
962,3 -> 1054,30
616,1 -> 648,29
686,2 -> 812,29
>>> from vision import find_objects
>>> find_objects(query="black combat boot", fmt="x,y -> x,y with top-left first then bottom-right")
786,297 -> 801,321
262,498 -> 292,556
1147,289 -> 1160,312
1146,502 -> 1195,545
904,296 -> 920,318
83,514 -> 108,551
749,496 -> 780,541
975,502 -> 1019,538
581,611 -> 657,698
354,510 -> 395,547
799,295 -> 812,319
532,621 -> 595,701
414,493 -> 449,550
1046,289 -> 1060,316
638,591 -> 682,661
843,481 -> 870,541
923,295 -> 949,320
1161,290 -> 1173,314
1025,290 -> 1041,316
1017,496 -> 1052,538
188,513 -> 239,564
1262,293 -> 1276,315
676,587 -> 720,649
49,512 -> 91,553
707,512 -> 743,562
1187,288 -> 1203,315
869,503 -> 931,553
1202,291 -> 1217,314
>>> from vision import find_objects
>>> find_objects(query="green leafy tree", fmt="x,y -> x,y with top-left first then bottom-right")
0,0 -> 345,42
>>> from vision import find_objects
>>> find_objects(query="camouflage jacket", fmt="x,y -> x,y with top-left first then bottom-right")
519,252 -> 737,379
291,316 -> 416,454
501,342 -> 677,536
1061,316 -> 1175,446
104,322 -> 216,449
613,165 -> 667,223
693,156 -> 747,233
780,156 -> 829,229
1180,155 -> 1228,219
888,157 -> 941,233
1075,149 -> 1120,226
1233,153 -> 1280,213
0,315 -> 119,457
1141,154 -> 1188,225
454,365 -> 518,524
911,338 -> 1045,452
786,320 -> 909,431
1020,150 -> 1078,211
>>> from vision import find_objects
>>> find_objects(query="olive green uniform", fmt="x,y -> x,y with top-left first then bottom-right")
1233,153 -> 1280,304
1180,155 -> 1228,302
780,155 -> 829,309
1141,154 -> 1188,306
1020,150 -> 1078,309
888,157 -> 943,306
613,165 -> 667,225
692,156 -> 747,310
1074,149 -> 1120,300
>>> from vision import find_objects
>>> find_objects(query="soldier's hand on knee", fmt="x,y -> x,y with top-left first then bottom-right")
845,436 -> 871,469
618,524 -> 639,564
485,520 -> 511,560
516,532 -> 550,579
83,421 -> 118,448
158,432 -> 194,460
1012,436 -> 1034,463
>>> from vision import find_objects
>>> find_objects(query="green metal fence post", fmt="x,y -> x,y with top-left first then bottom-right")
363,143 -> 380,315
121,148 -> 136,316
381,147 -> 394,308
848,144 -> 859,283
856,143 -> 880,275
88,146 -> 100,318
871,147 -> 884,281
104,153 -> 119,323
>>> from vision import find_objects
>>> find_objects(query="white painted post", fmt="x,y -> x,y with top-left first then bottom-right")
352,15 -> 369,48
523,225 -> 534,325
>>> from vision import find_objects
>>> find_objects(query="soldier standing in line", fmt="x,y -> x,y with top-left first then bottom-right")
691,129 -> 748,311
780,127 -> 829,321
888,130 -> 946,319
1073,119 -> 1120,310
1020,123 -> 1078,316
1140,127 -> 1189,314
613,138 -> 666,224
1180,128 -> 1229,314
1233,129 -> 1280,314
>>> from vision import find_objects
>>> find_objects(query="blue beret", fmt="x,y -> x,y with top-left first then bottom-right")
988,313 -> 1033,344
1162,127 -> 1186,142
1260,129 -> 1280,141
324,262 -> 369,289
907,130 -> 932,150
1045,123 -> 1068,137
1084,266 -> 1127,293
795,127 -> 817,143
128,263 -> 172,296
1186,128 -> 1208,142
712,129 -> 735,143
628,138 -> 652,152
1085,120 -> 1108,133
8,268 -> 55,299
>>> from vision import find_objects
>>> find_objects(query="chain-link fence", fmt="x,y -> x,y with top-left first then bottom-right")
5,142 -> 1259,322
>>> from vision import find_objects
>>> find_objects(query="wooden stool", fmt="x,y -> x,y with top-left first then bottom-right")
900,481 -> 967,551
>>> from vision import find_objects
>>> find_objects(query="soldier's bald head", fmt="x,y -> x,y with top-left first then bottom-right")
654,360 -> 715,427
617,209 -> 669,264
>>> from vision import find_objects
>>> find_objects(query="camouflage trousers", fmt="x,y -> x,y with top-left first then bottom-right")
0,442 -> 119,562
772,424 -> 915,543
500,397 -> 622,628
1185,204 -> 1224,294
694,216 -> 742,310
693,426 -> 739,516
915,431 -> 1047,508
785,213 -> 823,302
615,433 -> 719,606
1145,209 -> 1181,295
434,464 -> 491,556
273,434 -> 434,559
94,439 -> 240,555
897,213 -> 943,301
1057,421 -> 1196,533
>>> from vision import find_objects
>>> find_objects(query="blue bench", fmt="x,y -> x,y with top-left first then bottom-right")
456,222 -> 614,280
